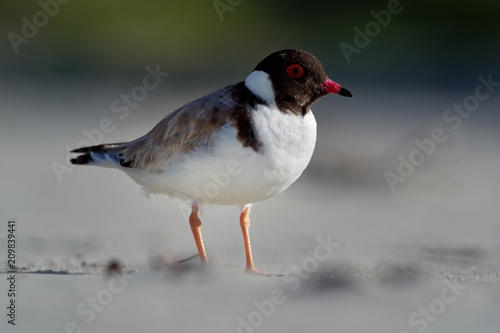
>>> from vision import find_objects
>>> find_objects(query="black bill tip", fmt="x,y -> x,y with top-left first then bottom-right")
339,87 -> 353,97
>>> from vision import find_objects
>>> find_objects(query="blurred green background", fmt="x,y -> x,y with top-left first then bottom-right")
1,0 -> 499,86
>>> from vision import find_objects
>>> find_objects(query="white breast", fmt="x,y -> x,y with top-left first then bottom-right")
249,103 -> 317,199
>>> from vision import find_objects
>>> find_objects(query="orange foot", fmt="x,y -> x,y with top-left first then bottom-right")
245,265 -> 283,277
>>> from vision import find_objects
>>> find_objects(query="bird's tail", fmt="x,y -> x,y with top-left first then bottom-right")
70,143 -> 131,168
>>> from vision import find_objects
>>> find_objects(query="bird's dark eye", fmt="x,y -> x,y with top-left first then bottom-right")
286,64 -> 304,78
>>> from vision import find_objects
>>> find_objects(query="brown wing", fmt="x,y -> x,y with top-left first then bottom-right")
112,84 -> 239,172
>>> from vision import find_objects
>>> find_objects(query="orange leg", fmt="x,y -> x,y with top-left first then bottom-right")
189,204 -> 208,264
240,204 -> 262,274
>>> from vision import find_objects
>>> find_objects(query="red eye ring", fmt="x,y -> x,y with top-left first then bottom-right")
286,64 -> 304,78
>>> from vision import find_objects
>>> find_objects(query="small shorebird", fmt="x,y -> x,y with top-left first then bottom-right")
71,49 -> 352,274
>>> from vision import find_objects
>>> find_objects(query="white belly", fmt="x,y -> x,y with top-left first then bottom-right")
128,104 -> 317,205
